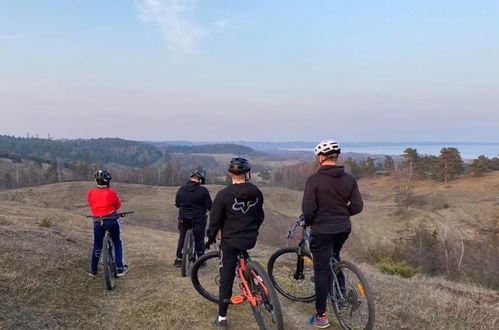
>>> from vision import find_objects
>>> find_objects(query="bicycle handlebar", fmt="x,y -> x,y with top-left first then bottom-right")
287,215 -> 307,239
85,211 -> 135,219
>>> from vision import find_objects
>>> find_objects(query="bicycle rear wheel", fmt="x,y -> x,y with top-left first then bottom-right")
102,234 -> 116,290
267,247 -> 315,302
246,261 -> 284,330
181,229 -> 195,277
330,261 -> 375,330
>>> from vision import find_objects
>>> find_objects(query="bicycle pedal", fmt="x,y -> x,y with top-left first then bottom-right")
230,295 -> 245,304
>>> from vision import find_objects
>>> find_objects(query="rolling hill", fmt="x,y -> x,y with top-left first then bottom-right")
1,176 -> 498,329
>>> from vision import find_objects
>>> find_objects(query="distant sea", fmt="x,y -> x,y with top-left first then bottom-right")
281,142 -> 499,159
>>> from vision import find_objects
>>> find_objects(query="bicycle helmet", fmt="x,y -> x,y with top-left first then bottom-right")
94,169 -> 112,183
190,169 -> 206,184
314,140 -> 341,156
228,157 -> 251,174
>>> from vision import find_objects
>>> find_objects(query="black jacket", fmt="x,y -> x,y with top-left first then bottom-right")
302,165 -> 363,234
175,181 -> 212,221
208,182 -> 264,250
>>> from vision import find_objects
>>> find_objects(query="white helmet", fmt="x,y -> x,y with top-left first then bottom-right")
314,140 -> 341,156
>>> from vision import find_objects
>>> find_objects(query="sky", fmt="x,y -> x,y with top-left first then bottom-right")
1,0 -> 498,142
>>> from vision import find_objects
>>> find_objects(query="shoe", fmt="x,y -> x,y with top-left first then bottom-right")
88,271 -> 97,277
173,258 -> 182,267
307,314 -> 331,328
212,317 -> 229,328
117,264 -> 129,277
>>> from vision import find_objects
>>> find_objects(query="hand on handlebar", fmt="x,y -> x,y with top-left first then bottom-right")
205,237 -> 216,250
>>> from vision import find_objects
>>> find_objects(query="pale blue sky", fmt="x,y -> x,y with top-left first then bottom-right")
1,1 -> 498,142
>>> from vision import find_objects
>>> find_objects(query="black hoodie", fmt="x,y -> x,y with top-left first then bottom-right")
208,182 -> 264,250
302,165 -> 363,234
175,180 -> 212,221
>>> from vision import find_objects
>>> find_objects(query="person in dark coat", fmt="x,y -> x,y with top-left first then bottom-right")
302,140 -> 363,328
206,157 -> 264,328
173,169 -> 212,267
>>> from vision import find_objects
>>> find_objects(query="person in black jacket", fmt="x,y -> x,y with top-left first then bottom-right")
206,157 -> 264,329
303,140 -> 363,328
173,169 -> 212,267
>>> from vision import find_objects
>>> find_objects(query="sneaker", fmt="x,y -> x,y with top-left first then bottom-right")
88,271 -> 97,277
117,264 -> 129,277
307,314 -> 331,328
173,258 -> 182,267
212,317 -> 229,329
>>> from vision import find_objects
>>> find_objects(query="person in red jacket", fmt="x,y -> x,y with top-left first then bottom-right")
87,169 -> 128,277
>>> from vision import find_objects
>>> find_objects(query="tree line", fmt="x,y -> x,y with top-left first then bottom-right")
270,147 -> 499,190
0,135 -> 165,167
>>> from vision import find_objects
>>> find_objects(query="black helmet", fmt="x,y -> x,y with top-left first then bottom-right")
190,169 -> 206,184
95,169 -> 112,183
228,157 -> 251,174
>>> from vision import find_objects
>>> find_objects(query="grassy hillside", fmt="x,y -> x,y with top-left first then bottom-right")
1,179 -> 498,329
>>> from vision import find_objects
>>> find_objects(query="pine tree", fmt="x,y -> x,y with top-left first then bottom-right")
438,147 -> 464,183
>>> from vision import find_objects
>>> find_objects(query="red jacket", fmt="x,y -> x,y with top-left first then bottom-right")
87,187 -> 121,217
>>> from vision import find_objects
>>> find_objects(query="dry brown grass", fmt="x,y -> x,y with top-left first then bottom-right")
1,179 -> 499,329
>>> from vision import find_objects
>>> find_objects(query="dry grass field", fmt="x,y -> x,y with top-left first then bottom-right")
1,174 -> 499,329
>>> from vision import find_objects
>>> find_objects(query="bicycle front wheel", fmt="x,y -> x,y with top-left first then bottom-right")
246,261 -> 284,330
102,234 -> 116,290
190,251 -> 221,303
330,261 -> 375,330
267,247 -> 315,302
181,229 -> 194,277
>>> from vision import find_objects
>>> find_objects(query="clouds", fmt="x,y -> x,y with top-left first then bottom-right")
136,0 -> 209,57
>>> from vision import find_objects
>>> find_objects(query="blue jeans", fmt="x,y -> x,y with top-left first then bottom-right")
90,219 -> 124,273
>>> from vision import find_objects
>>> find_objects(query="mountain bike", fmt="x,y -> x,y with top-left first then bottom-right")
181,224 -> 195,277
191,245 -> 284,330
267,217 -> 375,330
88,211 -> 134,290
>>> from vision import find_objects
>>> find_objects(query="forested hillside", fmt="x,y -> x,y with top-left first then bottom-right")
0,136 -> 260,190
0,135 -> 165,167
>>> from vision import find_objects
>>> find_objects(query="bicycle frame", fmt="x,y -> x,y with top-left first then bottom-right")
231,253 -> 271,307
288,218 -> 358,303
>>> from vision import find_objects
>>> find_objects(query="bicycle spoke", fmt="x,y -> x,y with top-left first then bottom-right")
330,262 -> 374,330
268,248 -> 315,302
247,262 -> 284,330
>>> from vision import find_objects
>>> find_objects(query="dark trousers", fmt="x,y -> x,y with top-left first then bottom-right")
91,219 -> 124,273
218,242 -> 248,317
309,231 -> 350,315
176,217 -> 207,259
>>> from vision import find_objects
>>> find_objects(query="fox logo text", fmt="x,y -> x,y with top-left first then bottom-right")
232,198 -> 259,214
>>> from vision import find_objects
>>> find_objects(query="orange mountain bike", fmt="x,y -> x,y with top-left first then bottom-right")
191,246 -> 284,330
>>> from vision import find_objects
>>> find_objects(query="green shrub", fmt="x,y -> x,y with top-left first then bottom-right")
377,255 -> 421,278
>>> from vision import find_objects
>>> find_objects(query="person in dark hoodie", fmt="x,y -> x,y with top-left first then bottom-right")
302,140 -> 363,328
205,157 -> 264,329
173,169 -> 212,267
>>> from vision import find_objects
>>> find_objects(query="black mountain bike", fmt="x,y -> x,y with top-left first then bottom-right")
267,217 -> 375,330
89,211 -> 134,290
191,245 -> 284,330
181,224 -> 196,277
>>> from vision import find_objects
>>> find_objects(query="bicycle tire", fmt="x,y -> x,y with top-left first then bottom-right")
190,251 -> 221,303
330,260 -> 375,330
246,261 -> 284,330
102,233 -> 116,290
267,247 -> 315,302
181,229 -> 194,277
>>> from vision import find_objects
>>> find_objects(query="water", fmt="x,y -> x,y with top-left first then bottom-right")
282,142 -> 499,159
